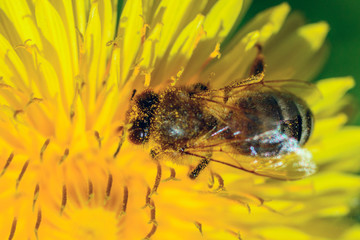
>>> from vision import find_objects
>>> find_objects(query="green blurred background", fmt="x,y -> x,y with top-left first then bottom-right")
244,0 -> 360,124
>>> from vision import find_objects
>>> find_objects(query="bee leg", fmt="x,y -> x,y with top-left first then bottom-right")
189,158 -> 210,180
223,45 -> 266,102
249,44 -> 265,79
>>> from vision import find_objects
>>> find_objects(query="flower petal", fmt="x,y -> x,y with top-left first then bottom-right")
265,21 -> 330,80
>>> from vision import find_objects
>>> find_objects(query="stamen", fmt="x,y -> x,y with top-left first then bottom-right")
88,180 -> 94,202
143,186 -> 151,208
148,200 -> 157,225
8,217 -> 17,240
69,108 -> 75,122
32,184 -> 40,211
119,186 -> 128,217
212,172 -> 225,191
194,221 -> 203,235
143,224 -> 157,240
113,127 -> 125,158
13,109 -> 23,119
0,152 -> 14,177
94,131 -> 102,148
208,171 -> 215,188
261,204 -> 282,215
141,23 -> 150,44
59,148 -> 69,165
34,209 -> 42,240
240,192 -> 264,206
150,160 -> 161,196
228,230 -> 242,240
233,200 -> 251,214
144,200 -> 158,239
60,184 -> 67,215
26,97 -> 42,108
16,160 -> 30,189
104,173 -> 113,205
40,139 -> 51,162
162,168 -> 180,182
201,42 -> 221,69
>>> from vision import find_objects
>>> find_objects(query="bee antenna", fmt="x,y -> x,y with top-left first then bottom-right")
130,89 -> 137,101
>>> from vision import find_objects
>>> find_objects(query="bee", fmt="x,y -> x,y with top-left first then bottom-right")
126,45 -> 317,180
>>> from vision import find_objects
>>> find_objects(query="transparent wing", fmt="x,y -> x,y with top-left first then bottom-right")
262,79 -> 322,106
193,79 -> 321,107
185,139 -> 316,180
184,127 -> 316,180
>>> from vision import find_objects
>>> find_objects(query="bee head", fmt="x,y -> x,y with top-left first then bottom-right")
128,90 -> 159,144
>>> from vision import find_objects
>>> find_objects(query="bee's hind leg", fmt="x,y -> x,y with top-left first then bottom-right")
222,44 -> 266,102
189,158 -> 210,180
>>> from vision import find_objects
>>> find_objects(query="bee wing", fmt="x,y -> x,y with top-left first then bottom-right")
185,137 -> 316,180
262,79 -> 322,106
248,148 -> 317,180
184,116 -> 316,180
194,79 -> 321,106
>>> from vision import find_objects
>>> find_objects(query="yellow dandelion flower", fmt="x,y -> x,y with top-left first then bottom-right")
0,1 -> 359,240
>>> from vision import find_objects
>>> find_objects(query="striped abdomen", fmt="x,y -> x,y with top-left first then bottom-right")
228,89 -> 314,157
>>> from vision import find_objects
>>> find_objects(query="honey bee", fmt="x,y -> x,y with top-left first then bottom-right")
126,45 -> 317,180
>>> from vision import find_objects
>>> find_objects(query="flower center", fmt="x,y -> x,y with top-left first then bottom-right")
69,207 -> 119,240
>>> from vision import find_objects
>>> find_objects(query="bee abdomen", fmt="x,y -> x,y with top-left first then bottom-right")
230,90 -> 313,157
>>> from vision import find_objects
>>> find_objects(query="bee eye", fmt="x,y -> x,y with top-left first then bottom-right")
128,119 -> 150,144
128,128 -> 149,144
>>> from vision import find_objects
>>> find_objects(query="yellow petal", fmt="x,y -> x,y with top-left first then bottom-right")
313,76 -> 355,115
0,34 -> 29,91
35,0 -> 74,111
0,0 -> 43,50
225,2 -> 290,51
152,0 -> 207,58
266,21 -> 329,80
200,31 -> 260,87
341,225 -> 360,240
311,127 -> 360,164
203,0 -> 244,39
72,0 -> 91,34
117,0 -> 143,85
83,0 -> 115,114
